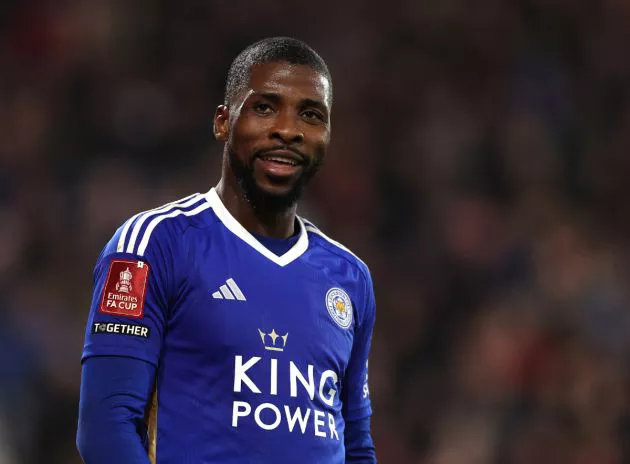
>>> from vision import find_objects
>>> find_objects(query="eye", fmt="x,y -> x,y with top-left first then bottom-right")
301,109 -> 325,123
253,102 -> 273,114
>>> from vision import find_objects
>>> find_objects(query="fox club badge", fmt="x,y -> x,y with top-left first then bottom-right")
325,288 -> 353,329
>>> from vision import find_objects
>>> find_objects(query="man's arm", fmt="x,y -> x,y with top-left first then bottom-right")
345,417 -> 376,462
77,356 -> 155,463
78,215 -> 179,462
342,269 -> 377,462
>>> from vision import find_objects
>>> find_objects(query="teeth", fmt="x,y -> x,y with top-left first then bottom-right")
262,156 -> 297,166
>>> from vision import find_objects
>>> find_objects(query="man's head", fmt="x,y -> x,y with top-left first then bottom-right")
224,37 -> 333,109
214,37 -> 332,212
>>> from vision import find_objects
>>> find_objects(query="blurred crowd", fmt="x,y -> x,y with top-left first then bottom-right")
2,0 -> 630,462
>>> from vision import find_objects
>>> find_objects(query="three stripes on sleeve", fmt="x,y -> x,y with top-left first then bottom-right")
116,193 -> 210,257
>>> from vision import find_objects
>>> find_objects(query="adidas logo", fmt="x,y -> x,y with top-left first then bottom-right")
211,278 -> 246,301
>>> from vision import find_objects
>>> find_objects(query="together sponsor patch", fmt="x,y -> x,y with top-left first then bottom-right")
92,322 -> 150,339
99,259 -> 149,318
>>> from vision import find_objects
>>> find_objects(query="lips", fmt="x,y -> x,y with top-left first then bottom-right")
260,155 -> 299,166
255,148 -> 305,178
257,149 -> 305,166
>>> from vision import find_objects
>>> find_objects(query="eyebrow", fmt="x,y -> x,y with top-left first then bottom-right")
301,98 -> 329,116
250,92 -> 329,115
252,92 -> 282,103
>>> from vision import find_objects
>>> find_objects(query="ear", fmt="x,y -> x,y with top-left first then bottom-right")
213,105 -> 230,142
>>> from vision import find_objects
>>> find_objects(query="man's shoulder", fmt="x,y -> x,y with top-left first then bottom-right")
106,192 -> 213,257
302,218 -> 371,280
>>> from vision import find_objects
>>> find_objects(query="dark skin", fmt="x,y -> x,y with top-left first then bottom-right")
213,62 -> 332,239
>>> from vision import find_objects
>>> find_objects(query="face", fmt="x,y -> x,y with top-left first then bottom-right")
214,62 -> 331,211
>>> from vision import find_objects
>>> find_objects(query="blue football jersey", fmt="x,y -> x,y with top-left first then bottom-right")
82,188 -> 376,464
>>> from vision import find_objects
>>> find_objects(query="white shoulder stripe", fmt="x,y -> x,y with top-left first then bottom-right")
137,201 -> 212,256
117,193 -> 200,253
125,194 -> 203,254
303,222 -> 366,266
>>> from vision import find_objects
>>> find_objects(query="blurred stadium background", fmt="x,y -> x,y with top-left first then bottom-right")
2,0 -> 630,462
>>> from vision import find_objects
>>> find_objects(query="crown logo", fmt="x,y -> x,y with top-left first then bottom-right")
116,267 -> 133,293
258,329 -> 288,352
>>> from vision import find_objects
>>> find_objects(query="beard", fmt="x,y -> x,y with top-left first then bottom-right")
228,149 -> 322,212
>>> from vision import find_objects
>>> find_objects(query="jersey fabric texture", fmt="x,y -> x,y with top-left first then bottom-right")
81,188 -> 376,464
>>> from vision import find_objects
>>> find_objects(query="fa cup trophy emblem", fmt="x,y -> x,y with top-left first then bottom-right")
116,267 -> 133,293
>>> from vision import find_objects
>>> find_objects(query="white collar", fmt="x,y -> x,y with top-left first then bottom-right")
205,187 -> 309,267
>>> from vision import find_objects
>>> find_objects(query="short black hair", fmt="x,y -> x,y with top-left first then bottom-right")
224,37 -> 332,106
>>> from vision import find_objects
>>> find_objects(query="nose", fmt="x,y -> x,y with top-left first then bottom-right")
270,113 -> 304,144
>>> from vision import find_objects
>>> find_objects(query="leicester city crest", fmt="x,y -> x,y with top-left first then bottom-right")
326,288 -> 353,329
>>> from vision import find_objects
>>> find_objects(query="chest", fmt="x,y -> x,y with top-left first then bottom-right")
167,238 -> 357,374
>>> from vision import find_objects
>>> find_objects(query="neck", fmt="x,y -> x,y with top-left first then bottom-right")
215,178 -> 298,239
